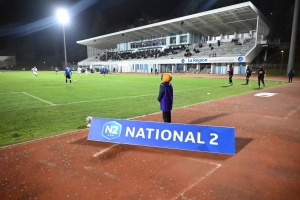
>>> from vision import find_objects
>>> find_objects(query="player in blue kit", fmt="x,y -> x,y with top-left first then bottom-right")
64,66 -> 72,84
257,65 -> 265,88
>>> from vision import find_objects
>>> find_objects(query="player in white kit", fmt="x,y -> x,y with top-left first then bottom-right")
77,66 -> 82,76
31,66 -> 37,79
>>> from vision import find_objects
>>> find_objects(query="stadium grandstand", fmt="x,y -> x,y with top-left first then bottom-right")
0,56 -> 16,69
76,1 -> 275,75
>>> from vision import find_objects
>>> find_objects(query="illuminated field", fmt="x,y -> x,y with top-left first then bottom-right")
0,71 -> 283,146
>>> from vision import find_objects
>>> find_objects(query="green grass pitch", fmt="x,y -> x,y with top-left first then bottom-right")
0,71 -> 284,146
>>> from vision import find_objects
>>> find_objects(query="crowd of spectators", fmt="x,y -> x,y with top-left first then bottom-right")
232,38 -> 242,45
94,39 -> 246,61
98,49 -> 165,61
97,45 -> 193,61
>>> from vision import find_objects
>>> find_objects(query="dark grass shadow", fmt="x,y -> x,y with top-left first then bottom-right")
221,86 -> 230,87
95,143 -> 138,161
77,125 -> 88,129
71,136 -> 106,147
70,137 -> 137,160
188,113 -> 229,124
235,137 -> 253,153
70,136 -> 253,161
139,146 -> 233,160
131,136 -> 253,160
69,136 -> 232,161
71,136 -> 129,149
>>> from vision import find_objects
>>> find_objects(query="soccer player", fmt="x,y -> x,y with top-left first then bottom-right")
288,69 -> 295,82
55,67 -> 59,75
103,68 -> 106,77
77,66 -> 82,77
258,66 -> 265,88
228,64 -> 234,86
64,66 -> 72,84
245,65 -> 252,85
31,66 -> 37,79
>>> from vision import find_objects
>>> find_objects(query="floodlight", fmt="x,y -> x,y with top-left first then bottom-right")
56,9 -> 69,24
56,9 -> 69,68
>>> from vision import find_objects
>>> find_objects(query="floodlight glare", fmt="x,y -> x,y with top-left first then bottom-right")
56,9 -> 69,68
56,9 -> 69,24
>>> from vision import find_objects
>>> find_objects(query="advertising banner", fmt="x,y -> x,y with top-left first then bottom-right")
179,56 -> 245,64
90,56 -> 245,66
88,118 -> 235,155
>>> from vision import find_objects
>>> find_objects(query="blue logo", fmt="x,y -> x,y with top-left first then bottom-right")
238,57 -> 243,62
101,121 -> 122,140
181,59 -> 185,64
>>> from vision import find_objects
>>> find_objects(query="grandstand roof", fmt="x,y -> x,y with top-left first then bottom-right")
0,56 -> 12,61
77,1 -> 270,50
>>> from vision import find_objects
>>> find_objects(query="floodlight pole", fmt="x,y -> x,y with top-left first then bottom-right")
63,25 -> 67,68
56,9 -> 69,68
281,51 -> 284,74
287,0 -> 299,74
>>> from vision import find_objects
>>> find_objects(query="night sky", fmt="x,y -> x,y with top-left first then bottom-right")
0,0 -> 297,67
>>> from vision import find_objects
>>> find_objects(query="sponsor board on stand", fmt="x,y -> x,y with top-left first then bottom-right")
88,118 -> 235,155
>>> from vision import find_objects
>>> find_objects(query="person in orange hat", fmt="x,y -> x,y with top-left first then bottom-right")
157,73 -> 173,123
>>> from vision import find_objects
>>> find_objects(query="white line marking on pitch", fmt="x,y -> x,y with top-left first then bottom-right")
22,92 -> 56,106
140,146 -> 222,199
93,144 -> 119,157
0,92 -> 22,94
173,161 -> 221,199
285,106 -> 300,119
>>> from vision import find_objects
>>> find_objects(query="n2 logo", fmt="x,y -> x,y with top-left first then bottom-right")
101,121 -> 122,140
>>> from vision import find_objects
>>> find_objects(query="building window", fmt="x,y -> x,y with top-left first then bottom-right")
180,35 -> 187,43
170,37 -> 176,44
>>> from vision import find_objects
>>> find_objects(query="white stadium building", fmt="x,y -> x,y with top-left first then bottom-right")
76,1 -> 272,75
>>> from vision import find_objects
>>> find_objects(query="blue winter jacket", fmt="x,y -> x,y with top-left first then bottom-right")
158,73 -> 173,112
